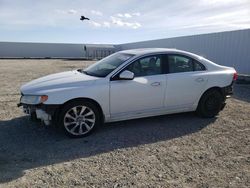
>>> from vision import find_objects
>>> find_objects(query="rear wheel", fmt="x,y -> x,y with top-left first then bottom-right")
59,100 -> 101,138
196,89 -> 223,118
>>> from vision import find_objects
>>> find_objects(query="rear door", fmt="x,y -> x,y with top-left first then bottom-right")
164,54 -> 208,109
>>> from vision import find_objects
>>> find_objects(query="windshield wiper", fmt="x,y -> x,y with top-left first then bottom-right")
81,70 -> 101,77
77,69 -> 90,75
81,70 -> 90,75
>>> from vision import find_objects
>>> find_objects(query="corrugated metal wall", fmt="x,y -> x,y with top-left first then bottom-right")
0,42 -> 115,59
0,42 -> 85,58
0,29 -> 249,74
117,29 -> 250,75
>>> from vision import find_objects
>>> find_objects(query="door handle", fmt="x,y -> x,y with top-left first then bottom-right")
151,82 -> 161,86
195,77 -> 204,82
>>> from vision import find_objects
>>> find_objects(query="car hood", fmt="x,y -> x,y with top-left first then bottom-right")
21,70 -> 99,95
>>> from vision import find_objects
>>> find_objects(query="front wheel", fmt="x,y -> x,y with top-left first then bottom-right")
196,89 -> 224,118
59,100 -> 101,138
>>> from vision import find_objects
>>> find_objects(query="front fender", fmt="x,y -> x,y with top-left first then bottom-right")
40,84 -> 110,118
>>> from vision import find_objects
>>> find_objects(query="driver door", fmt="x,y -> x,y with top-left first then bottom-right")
109,55 -> 167,118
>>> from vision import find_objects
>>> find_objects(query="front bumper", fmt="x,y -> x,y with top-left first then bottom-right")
18,102 -> 59,125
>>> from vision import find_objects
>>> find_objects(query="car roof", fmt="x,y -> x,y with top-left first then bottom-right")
120,48 -> 201,58
120,48 -> 192,56
119,48 -> 222,71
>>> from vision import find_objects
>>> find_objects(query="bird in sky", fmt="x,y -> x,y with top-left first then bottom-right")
80,16 -> 90,21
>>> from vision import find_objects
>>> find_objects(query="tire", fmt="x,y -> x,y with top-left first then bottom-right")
196,89 -> 223,118
58,100 -> 101,138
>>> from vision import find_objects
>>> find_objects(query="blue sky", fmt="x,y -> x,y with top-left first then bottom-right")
0,0 -> 249,44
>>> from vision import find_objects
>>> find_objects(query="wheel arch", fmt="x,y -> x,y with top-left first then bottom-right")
202,87 -> 224,97
55,97 -> 105,124
196,86 -> 225,117
197,86 -> 225,108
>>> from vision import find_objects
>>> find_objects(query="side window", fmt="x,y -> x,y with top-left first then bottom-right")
168,55 -> 193,73
194,60 -> 206,71
168,55 -> 206,73
125,55 -> 162,77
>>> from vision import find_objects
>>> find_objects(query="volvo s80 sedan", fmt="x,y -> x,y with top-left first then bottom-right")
18,48 -> 237,137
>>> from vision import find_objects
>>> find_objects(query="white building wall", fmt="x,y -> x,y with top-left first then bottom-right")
0,42 -> 115,59
0,29 -> 249,74
117,29 -> 250,75
0,42 -> 85,58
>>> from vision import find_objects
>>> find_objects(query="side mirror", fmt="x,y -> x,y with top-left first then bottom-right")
119,70 -> 134,80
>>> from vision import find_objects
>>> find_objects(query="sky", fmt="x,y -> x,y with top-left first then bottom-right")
0,0 -> 250,44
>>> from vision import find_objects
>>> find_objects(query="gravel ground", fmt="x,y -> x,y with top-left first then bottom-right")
0,59 -> 249,188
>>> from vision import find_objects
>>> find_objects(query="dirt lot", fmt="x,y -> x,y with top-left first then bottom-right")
0,59 -> 249,187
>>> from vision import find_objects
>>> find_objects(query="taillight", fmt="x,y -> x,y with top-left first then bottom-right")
233,72 -> 238,81
40,95 -> 48,103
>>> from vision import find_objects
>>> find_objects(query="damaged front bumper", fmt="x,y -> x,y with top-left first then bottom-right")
17,102 -> 59,125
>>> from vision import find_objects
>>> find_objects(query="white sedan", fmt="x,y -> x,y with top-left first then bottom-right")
19,48 -> 237,137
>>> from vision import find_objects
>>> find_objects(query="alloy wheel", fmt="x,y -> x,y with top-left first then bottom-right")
63,105 -> 96,136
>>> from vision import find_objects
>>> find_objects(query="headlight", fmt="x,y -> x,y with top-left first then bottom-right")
20,95 -> 48,105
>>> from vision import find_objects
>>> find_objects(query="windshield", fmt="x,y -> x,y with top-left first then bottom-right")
83,53 -> 134,77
